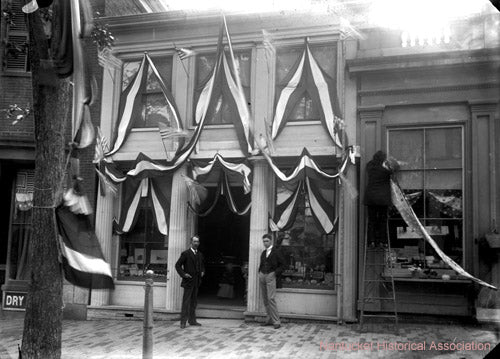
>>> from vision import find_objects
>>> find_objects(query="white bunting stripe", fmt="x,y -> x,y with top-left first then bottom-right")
151,184 -> 168,235
122,183 -> 143,232
60,241 -> 113,278
272,52 -> 306,139
306,177 -> 334,233
276,183 -> 301,228
107,57 -> 147,156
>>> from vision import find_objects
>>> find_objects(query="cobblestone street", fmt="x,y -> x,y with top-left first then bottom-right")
1,314 -> 498,359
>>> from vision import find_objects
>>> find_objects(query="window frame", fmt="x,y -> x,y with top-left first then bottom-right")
272,168 -> 337,292
274,43 -> 338,123
120,55 -> 174,129
192,49 -> 252,127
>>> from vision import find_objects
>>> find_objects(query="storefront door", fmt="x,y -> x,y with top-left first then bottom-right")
197,186 -> 250,307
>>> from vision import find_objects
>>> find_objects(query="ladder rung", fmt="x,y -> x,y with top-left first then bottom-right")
361,314 -> 397,318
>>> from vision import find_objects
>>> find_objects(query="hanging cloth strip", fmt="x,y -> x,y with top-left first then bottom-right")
187,172 -> 251,217
391,179 -> 496,290
191,153 -> 252,194
272,38 -> 344,149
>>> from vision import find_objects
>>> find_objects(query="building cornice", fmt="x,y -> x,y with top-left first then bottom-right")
347,48 -> 500,74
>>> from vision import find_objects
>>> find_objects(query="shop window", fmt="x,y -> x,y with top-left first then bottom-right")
118,198 -> 168,282
121,56 -> 173,128
2,0 -> 30,72
387,126 -> 464,278
8,170 -> 34,281
275,178 -> 335,290
193,50 -> 251,125
275,44 -> 336,121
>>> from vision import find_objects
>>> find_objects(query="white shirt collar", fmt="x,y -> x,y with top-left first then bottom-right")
266,245 -> 273,253
191,247 -> 197,254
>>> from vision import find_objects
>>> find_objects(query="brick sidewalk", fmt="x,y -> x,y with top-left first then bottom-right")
0,316 -> 498,358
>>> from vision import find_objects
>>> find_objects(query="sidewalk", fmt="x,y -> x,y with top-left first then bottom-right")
1,314 -> 498,359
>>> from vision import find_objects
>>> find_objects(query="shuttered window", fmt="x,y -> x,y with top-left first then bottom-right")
3,0 -> 30,72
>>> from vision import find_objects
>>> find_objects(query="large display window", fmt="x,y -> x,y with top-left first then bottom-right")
386,126 -> 464,279
275,177 -> 336,290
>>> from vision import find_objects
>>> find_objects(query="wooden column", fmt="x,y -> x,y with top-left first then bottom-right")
165,165 -> 190,311
91,65 -> 120,306
246,158 -> 270,313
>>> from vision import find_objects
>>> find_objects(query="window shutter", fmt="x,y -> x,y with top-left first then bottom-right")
4,0 -> 29,72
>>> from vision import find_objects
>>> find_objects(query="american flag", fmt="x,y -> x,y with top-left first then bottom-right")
175,47 -> 196,61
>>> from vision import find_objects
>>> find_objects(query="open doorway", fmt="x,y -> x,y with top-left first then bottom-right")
197,186 -> 250,307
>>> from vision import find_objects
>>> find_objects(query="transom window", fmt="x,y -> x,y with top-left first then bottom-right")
121,56 -> 173,128
387,126 -> 464,272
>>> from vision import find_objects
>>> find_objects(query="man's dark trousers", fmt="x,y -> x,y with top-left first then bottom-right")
181,276 -> 199,324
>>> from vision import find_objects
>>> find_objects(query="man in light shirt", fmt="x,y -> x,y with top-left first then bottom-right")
258,233 -> 285,329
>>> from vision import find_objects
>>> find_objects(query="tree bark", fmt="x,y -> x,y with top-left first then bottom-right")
21,2 -> 69,358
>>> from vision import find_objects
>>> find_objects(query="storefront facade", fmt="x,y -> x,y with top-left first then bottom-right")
89,5 -> 499,322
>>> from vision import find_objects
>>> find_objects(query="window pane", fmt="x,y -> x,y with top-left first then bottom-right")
276,47 -> 302,83
425,170 -> 462,190
137,93 -> 177,128
122,61 -> 141,90
310,44 -> 337,78
425,189 -> 462,219
388,129 -> 424,169
424,219 -> 463,267
425,127 -> 462,169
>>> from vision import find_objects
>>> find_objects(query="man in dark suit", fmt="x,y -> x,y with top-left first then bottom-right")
175,235 -> 205,328
258,233 -> 285,329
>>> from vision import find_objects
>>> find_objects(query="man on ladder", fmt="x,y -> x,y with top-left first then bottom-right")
360,150 -> 399,330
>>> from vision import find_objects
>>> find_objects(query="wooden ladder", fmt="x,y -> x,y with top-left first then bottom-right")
359,216 -> 398,332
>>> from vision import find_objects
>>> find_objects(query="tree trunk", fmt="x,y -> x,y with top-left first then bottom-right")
21,2 -> 70,358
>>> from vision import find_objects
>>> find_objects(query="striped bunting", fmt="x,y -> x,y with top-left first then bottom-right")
270,181 -> 304,231
187,173 -> 250,217
117,176 -> 170,236
262,147 -> 351,184
107,53 -> 185,157
272,38 -> 344,149
56,205 -> 114,289
305,177 -> 336,234
191,153 -> 252,194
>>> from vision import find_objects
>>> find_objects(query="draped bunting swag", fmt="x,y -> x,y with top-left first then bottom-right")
187,153 -> 252,217
272,38 -> 344,149
270,178 -> 337,234
117,174 -> 170,236
195,21 -> 254,155
187,173 -> 251,217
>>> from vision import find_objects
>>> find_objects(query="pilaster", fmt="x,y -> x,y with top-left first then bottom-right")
246,158 -> 270,313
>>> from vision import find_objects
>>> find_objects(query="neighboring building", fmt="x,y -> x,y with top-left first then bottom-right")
0,0 -> 160,317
